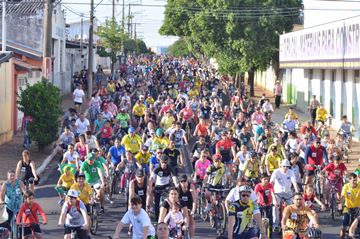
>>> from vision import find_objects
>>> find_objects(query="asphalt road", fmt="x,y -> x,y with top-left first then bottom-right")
32,143 -> 345,239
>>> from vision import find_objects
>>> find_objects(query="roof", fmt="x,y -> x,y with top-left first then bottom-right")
14,59 -> 41,71
0,41 -> 42,61
0,52 -> 14,64
0,0 -> 44,15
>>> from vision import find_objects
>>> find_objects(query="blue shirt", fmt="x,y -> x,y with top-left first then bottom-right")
109,145 -> 126,165
150,155 -> 159,168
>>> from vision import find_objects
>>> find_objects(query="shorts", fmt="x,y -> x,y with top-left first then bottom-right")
234,228 -> 256,239
85,204 -> 91,214
74,102 -> 82,106
169,165 -> 179,176
89,180 -> 102,189
23,224 -> 41,236
64,226 -> 88,239
283,230 -> 307,239
325,180 -> 342,193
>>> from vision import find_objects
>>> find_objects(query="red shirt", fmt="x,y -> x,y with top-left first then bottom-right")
159,105 -> 174,116
300,125 -> 317,136
254,183 -> 274,206
216,139 -> 234,151
180,108 -> 194,121
16,202 -> 47,225
303,193 -> 316,209
323,162 -> 347,181
101,126 -> 113,139
196,123 -> 209,137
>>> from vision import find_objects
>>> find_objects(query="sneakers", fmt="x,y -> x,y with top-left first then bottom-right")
273,225 -> 280,233
100,206 -> 105,213
204,203 -> 213,213
58,199 -> 64,205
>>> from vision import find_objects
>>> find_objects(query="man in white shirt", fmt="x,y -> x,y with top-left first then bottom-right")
225,178 -> 258,213
75,113 -> 90,137
113,196 -> 155,239
234,145 -> 251,178
72,84 -> 85,113
270,159 -> 299,231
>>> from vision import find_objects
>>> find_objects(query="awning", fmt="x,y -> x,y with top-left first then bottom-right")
14,59 -> 41,71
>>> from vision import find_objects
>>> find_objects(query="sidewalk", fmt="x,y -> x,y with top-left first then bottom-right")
0,94 -> 74,182
253,85 -> 359,171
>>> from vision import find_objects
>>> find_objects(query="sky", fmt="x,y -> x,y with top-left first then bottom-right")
62,0 -> 178,47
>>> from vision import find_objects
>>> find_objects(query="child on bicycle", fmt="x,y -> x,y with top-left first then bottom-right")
55,166 -> 75,205
16,190 -> 47,239
164,203 -> 184,238
303,185 -> 326,221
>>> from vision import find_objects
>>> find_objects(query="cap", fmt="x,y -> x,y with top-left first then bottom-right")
63,165 -> 71,172
135,169 -> 145,177
142,145 -> 149,151
77,173 -> 86,178
160,155 -> 169,162
260,173 -> 270,179
280,159 -> 291,167
90,148 -> 99,153
179,174 -> 188,182
156,128 -> 163,136
128,127 -> 136,133
67,189 -> 79,198
87,153 -> 96,161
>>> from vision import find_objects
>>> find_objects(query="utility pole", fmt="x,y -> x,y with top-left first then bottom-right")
80,14 -> 83,68
1,0 -> 6,52
87,0 -> 94,98
43,0 -> 52,80
122,0 -> 125,31
127,4 -> 131,34
112,0 -> 115,22
134,23 -> 137,39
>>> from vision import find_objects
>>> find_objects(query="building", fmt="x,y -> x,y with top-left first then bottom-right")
0,0 -> 66,144
255,0 -> 360,140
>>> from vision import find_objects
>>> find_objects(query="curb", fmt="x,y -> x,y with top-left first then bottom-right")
36,108 -> 89,177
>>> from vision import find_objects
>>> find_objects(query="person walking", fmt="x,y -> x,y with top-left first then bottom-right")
273,80 -> 282,109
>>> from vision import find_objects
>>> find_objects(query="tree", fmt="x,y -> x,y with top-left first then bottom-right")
17,78 -> 63,151
135,39 -> 150,55
166,37 -> 192,57
96,19 -> 127,73
160,0 -> 302,96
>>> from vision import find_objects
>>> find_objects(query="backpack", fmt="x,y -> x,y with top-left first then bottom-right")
66,200 -> 81,214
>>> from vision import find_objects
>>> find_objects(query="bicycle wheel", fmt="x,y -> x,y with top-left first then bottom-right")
331,192 -> 336,221
200,196 -> 208,222
90,204 -> 99,235
215,203 -> 226,235
315,178 -> 322,200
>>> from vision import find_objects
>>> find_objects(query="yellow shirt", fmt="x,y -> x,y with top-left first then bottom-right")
121,134 -> 142,153
107,82 -> 116,93
188,89 -> 199,99
244,160 -> 260,178
71,182 -> 93,205
160,116 -> 175,130
135,152 -> 151,165
316,108 -> 327,121
145,97 -> 154,105
150,137 -> 170,151
132,104 -> 146,117
60,173 -> 75,189
284,112 -> 298,120
341,183 -> 360,209
265,154 -> 280,172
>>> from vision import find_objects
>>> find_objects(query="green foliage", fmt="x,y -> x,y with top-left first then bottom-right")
135,39 -> 150,54
160,0 -> 302,79
17,78 -> 62,150
166,37 -> 192,57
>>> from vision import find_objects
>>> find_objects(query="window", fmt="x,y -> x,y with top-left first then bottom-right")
343,70 -> 347,83
28,70 -> 33,78
331,70 -> 336,82
355,70 -> 360,83
309,69 -> 313,80
36,70 -> 41,78
321,69 -> 325,81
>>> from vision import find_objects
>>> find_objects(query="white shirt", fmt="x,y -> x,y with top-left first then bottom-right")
120,208 -> 155,239
75,118 -> 90,135
270,168 -> 297,194
73,89 -> 85,103
236,151 -> 250,171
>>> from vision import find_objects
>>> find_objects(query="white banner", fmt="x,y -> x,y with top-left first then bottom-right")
280,16 -> 360,63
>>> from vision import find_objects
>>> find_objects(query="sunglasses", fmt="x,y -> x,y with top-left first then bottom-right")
157,152 -> 164,154
69,196 -> 77,199
316,141 -> 321,144
241,194 -> 250,198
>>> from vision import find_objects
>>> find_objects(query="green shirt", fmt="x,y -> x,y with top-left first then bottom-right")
116,113 -> 130,128
96,156 -> 107,175
80,160 -> 102,184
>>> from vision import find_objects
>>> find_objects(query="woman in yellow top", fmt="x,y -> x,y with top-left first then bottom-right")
316,104 -> 328,124
121,127 -> 142,154
264,148 -> 281,176
70,173 -> 93,211
55,166 -> 75,205
132,100 -> 146,119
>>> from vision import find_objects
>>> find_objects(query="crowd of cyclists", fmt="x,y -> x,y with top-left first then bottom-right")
0,54 -> 359,239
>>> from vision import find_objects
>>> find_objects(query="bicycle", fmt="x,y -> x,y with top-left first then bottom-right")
193,179 -> 207,221
327,177 -> 341,221
18,222 -> 43,239
89,184 -> 101,235
259,205 -> 273,238
276,194 -> 293,234
107,165 -> 123,200
343,207 -> 359,239
10,210 -> 20,239
313,165 -> 324,201
205,187 -> 229,235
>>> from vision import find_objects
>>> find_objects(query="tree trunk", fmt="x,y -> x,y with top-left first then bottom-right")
248,68 -> 255,97
272,58 -> 280,80
111,60 -> 115,75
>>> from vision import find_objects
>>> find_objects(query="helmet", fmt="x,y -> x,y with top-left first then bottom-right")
156,128 -> 163,136
67,189 -> 79,198
307,227 -> 322,238
128,127 -> 136,133
238,185 -> 252,194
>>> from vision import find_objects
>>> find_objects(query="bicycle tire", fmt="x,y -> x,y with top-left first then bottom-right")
200,196 -> 208,222
331,192 -> 336,221
215,203 -> 226,235
90,204 -> 99,235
